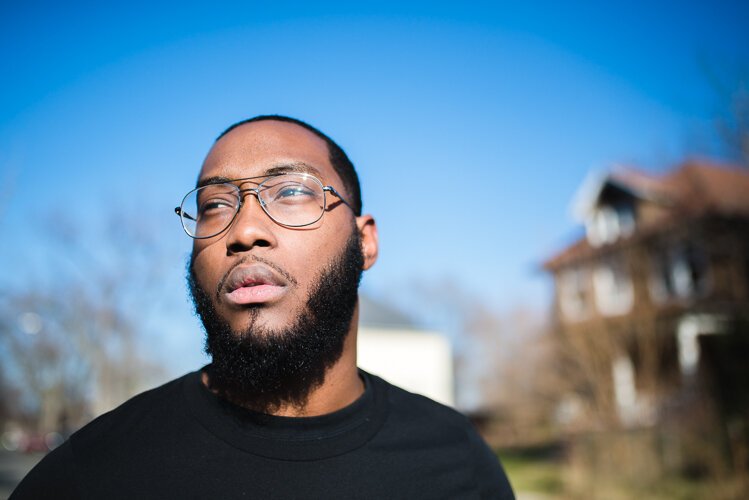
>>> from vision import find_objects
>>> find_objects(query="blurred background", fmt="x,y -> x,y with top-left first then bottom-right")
1,1 -> 748,498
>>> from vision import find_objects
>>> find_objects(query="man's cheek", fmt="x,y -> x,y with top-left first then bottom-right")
192,260 -> 220,301
190,240 -> 212,262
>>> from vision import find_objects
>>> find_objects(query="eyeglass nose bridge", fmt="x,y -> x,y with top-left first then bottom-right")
216,187 -> 272,239
234,186 -> 269,218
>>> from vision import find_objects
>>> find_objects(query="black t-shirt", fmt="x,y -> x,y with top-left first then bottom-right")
12,368 -> 514,499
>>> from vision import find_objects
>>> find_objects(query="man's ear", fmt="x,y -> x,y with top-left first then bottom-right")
355,215 -> 379,270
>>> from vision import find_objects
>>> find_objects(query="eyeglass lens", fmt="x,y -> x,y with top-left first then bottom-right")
180,173 -> 327,237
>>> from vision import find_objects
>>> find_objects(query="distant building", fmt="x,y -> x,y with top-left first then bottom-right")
544,160 -> 749,427
357,295 -> 455,407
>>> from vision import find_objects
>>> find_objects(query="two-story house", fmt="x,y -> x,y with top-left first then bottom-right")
544,160 -> 749,428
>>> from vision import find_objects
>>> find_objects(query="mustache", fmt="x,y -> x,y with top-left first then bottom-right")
214,255 -> 299,301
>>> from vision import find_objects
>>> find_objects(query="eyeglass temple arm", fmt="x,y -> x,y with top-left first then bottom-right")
323,186 -> 354,211
174,207 -> 198,222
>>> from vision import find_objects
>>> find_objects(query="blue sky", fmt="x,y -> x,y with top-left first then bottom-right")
2,1 -> 748,373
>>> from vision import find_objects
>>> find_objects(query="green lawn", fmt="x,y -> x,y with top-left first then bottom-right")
498,449 -> 565,497
497,448 -> 747,500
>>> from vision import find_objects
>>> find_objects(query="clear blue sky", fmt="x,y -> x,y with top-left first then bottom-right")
2,1 -> 748,372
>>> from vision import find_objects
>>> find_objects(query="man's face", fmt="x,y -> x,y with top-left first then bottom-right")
190,120 -> 367,336
188,226 -> 364,411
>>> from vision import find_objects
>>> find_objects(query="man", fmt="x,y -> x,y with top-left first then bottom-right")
13,115 -> 514,499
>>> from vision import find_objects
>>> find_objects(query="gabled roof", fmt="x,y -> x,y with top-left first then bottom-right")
665,160 -> 749,217
571,168 -> 647,221
544,159 -> 749,270
359,293 -> 417,328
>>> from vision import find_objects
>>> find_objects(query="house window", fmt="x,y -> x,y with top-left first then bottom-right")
593,255 -> 634,316
612,354 -> 637,424
650,243 -> 709,302
586,202 -> 635,247
558,267 -> 592,321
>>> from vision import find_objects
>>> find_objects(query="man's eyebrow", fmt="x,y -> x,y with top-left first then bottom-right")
264,162 -> 323,177
195,163 -> 325,189
196,176 -> 232,188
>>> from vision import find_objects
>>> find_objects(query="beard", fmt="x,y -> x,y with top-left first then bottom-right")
187,228 -> 364,414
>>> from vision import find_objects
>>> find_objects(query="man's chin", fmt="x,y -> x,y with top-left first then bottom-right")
221,306 -> 301,339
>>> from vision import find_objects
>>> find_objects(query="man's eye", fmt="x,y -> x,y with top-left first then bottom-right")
274,185 -> 315,201
199,199 -> 234,215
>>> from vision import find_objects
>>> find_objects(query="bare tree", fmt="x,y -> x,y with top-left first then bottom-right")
0,207 -> 171,434
701,58 -> 749,166
387,278 -> 555,445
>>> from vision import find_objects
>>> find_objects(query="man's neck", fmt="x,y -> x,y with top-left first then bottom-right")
275,347 -> 363,417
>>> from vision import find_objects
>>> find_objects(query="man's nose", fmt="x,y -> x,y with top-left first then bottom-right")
224,192 -> 276,253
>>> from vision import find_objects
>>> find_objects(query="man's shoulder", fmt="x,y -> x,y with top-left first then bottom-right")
11,371 -> 199,499
372,373 -> 467,418
367,372 -> 478,439
69,370 -> 195,451
367,373 -> 515,499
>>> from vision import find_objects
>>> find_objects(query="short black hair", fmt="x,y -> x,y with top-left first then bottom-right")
216,115 -> 362,216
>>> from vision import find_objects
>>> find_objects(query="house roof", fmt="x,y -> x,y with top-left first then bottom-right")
544,159 -> 749,270
666,160 -> 749,217
358,293 -> 417,328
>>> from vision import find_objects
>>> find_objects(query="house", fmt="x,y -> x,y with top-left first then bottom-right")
544,160 -> 749,428
357,294 -> 455,407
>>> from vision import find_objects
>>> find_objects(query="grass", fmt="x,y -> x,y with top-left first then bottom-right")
498,447 -> 565,497
496,446 -> 748,500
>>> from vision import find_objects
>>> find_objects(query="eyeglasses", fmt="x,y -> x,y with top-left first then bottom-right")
175,172 -> 353,239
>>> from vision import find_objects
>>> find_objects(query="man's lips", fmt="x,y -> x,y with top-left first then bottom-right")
222,264 -> 289,306
226,284 -> 286,305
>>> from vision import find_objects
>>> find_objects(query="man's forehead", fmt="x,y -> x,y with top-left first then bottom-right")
199,120 -> 334,181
